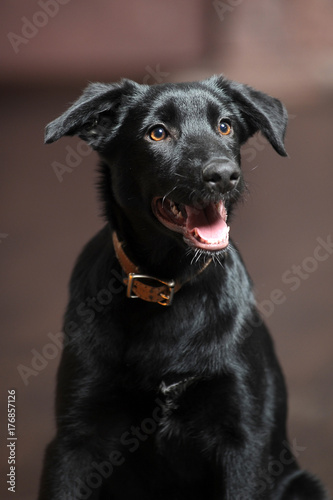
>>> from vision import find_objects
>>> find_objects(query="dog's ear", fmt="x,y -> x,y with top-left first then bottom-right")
209,76 -> 288,156
44,79 -> 141,149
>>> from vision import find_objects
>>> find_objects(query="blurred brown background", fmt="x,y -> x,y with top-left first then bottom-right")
1,1 -> 332,498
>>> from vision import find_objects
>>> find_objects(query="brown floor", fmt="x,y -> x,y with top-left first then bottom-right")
1,84 -> 332,499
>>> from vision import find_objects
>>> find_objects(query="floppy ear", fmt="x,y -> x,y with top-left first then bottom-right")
209,76 -> 288,156
44,79 -> 141,149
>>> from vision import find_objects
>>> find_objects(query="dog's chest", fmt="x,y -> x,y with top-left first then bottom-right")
157,376 -> 199,437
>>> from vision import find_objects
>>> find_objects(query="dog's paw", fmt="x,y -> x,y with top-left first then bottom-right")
278,470 -> 331,500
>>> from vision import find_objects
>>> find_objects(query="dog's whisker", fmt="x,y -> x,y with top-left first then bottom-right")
212,252 -> 225,268
174,173 -> 187,179
162,186 -> 178,207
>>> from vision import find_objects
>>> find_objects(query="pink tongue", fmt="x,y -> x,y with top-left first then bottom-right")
185,203 -> 228,242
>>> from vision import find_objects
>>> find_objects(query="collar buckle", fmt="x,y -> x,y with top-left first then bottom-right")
127,273 -> 176,306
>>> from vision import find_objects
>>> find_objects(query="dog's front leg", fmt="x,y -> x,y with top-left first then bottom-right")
37,343 -> 126,500
38,436 -> 105,500
213,444 -> 271,500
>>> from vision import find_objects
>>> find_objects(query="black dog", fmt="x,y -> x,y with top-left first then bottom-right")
39,76 -> 329,499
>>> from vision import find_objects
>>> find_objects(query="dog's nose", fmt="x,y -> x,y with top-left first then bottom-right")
202,160 -> 240,194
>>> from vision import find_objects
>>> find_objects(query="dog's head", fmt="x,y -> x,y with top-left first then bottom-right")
45,76 -> 287,256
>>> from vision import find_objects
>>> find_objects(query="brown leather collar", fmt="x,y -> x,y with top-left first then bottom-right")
112,231 -> 212,306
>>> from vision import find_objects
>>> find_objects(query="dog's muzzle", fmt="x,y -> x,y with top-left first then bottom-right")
152,197 -> 230,251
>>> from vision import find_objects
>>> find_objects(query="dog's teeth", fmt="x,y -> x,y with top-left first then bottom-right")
192,227 -> 230,245
193,229 -> 201,240
169,201 -> 183,219
214,201 -> 227,221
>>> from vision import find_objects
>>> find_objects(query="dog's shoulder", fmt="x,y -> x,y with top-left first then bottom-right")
68,225 -> 117,298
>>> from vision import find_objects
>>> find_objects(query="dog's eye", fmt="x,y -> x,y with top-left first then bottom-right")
219,120 -> 232,136
149,126 -> 168,141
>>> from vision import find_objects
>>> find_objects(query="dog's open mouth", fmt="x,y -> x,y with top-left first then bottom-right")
152,197 -> 230,251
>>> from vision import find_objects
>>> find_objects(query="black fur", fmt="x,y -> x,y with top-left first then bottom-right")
39,76 -> 329,499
